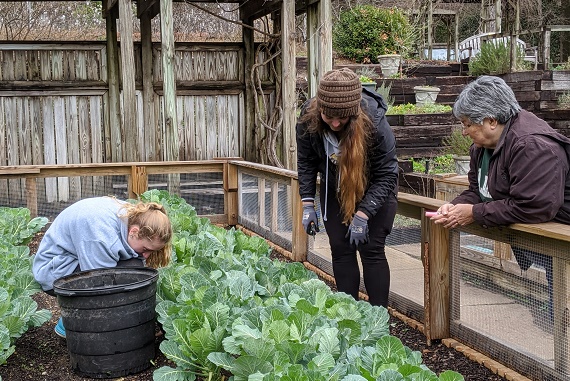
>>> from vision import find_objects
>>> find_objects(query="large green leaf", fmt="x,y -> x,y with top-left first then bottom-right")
231,355 -> 273,381
439,370 -> 465,381
376,369 -> 404,381
159,340 -> 198,370
152,366 -> 196,381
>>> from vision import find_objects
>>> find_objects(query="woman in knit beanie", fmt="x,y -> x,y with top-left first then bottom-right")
296,67 -> 399,307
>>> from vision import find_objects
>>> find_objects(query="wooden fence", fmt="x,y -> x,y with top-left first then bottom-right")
1,160 -> 569,381
0,41 -> 273,171
0,42 -> 277,203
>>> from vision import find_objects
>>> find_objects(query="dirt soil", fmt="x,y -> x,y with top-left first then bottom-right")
0,237 -> 506,381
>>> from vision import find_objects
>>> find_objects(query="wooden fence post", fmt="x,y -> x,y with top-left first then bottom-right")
129,165 -> 148,199
25,177 -> 38,218
224,161 -> 239,226
423,209 -> 450,344
290,178 -> 308,262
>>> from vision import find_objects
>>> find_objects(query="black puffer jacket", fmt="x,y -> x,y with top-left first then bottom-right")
296,88 -> 399,218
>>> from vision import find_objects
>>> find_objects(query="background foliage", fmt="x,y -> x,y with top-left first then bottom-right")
332,5 -> 414,63
468,41 -> 531,76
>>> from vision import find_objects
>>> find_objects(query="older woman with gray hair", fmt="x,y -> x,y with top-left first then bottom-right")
429,75 -> 570,322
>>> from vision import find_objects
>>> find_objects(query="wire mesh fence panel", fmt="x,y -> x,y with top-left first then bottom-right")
3,161 -> 570,381
177,173 -> 224,215
385,215 -> 425,322
237,172 -> 294,251
0,170 -> 227,227
307,188 -> 330,271
450,227 -> 570,381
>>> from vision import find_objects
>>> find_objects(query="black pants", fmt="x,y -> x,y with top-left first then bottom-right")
44,258 -> 144,297
320,189 -> 397,307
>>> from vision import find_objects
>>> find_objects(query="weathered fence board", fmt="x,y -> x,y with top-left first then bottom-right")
182,96 -> 196,161
54,96 -> 69,201
78,96 -> 93,196
206,96 -> 218,158
217,95 -> 230,157
0,98 -> 7,200
66,96 -> 81,199
195,96 -> 207,160
6,97 -> 22,205
42,96 -> 57,202
0,42 -> 276,203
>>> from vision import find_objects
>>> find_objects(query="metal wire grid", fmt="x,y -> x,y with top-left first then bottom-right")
450,229 -> 569,381
3,168 -> 569,381
0,173 -> 225,222
237,173 -> 294,251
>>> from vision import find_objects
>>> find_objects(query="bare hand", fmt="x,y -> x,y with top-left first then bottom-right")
430,203 -> 474,229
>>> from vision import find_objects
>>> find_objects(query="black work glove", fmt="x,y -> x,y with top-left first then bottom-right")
302,204 -> 320,236
346,214 -> 369,246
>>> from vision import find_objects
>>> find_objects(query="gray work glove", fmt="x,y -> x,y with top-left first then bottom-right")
302,204 -> 320,236
346,214 -> 369,246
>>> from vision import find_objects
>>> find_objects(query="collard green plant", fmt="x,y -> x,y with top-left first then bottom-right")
333,5 -> 414,63
149,192 -> 465,381
0,207 -> 51,366
0,207 -> 48,246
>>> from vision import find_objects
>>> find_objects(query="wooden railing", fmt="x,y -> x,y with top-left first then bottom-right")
1,160 -> 569,381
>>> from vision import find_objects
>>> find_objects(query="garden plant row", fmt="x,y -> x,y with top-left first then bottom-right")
2,193 -> 466,380
0,207 -> 51,380
142,190 -> 466,381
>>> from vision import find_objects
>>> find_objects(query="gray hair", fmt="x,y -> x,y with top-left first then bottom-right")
453,75 -> 521,124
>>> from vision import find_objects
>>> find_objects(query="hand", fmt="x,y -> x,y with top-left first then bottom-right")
432,203 -> 474,229
302,204 -> 320,235
346,214 -> 369,246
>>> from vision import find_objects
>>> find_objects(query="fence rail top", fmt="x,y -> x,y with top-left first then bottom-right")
398,192 -> 570,243
1,161 -> 568,243
0,160 -> 229,179
229,160 -> 298,180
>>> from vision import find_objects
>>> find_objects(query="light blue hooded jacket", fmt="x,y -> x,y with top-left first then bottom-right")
32,197 -> 141,291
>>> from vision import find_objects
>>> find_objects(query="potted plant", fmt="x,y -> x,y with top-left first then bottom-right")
413,85 -> 441,105
356,67 -> 379,92
377,54 -> 401,77
359,75 -> 377,91
442,127 -> 472,175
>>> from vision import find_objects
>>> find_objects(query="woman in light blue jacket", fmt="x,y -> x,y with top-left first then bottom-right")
32,196 -> 172,338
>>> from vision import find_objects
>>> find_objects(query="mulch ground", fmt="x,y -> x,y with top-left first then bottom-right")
0,237 -> 506,381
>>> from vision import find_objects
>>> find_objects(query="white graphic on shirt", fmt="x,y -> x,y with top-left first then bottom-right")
478,168 -> 492,200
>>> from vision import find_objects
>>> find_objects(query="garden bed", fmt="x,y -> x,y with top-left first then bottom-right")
0,234 -> 506,381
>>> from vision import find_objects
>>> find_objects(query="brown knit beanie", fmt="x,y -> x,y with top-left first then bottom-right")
317,68 -> 362,118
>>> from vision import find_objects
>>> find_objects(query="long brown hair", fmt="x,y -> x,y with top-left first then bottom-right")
120,201 -> 172,268
301,99 -> 372,224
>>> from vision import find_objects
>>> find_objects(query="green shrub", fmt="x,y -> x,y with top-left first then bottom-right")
442,127 -> 472,156
387,103 -> 452,115
333,5 -> 414,63
558,91 -> 570,109
355,66 -> 379,80
410,155 -> 455,174
468,41 -> 531,76
376,81 -> 395,106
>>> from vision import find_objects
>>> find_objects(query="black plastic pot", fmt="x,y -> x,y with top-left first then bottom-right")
53,267 -> 159,379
